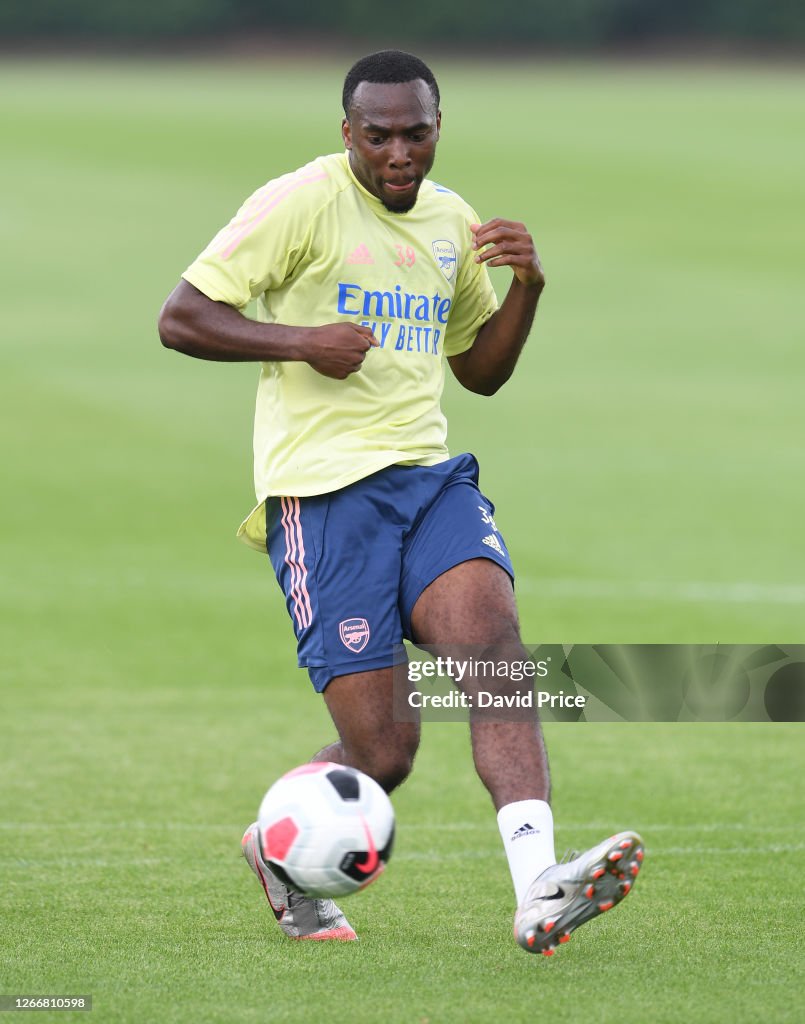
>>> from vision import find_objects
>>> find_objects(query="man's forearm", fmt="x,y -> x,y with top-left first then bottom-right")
158,279 -> 378,378
158,280 -> 307,362
454,277 -> 543,395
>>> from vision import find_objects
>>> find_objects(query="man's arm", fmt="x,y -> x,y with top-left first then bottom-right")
447,219 -> 545,396
158,280 -> 378,380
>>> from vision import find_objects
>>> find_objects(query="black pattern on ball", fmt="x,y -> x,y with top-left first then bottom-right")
326,768 -> 361,801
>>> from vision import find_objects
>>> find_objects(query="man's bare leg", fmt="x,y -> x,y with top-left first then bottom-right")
409,558 -> 644,956
313,668 -> 420,793
244,668 -> 419,940
409,558 -> 549,808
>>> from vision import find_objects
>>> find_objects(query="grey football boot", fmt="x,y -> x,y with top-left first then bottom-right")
241,823 -> 357,941
514,830 -> 644,956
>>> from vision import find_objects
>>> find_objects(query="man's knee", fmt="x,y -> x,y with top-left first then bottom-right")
349,724 -> 420,793
372,753 -> 415,793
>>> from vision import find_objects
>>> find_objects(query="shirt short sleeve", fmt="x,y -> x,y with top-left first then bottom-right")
441,208 -> 499,357
181,161 -> 330,310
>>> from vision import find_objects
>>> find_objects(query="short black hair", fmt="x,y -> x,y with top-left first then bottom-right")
342,50 -> 440,118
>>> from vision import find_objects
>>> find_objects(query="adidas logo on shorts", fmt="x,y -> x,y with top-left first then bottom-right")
482,533 -> 504,555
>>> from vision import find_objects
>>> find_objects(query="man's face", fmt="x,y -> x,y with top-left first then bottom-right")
342,79 -> 441,214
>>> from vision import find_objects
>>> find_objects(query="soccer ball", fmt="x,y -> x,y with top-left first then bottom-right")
257,762 -> 395,898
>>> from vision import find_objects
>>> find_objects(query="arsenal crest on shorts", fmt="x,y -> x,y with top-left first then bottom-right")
339,618 -> 371,653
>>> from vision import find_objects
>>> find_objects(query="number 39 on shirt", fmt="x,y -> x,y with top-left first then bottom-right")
394,245 -> 416,267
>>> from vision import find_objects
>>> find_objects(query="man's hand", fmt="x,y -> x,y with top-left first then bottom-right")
471,219 -> 545,290
447,219 -> 546,396
306,322 -> 380,380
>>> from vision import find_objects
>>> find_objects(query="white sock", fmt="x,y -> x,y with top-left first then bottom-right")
497,800 -> 556,905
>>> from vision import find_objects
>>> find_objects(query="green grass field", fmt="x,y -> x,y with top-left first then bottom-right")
1,57 -> 803,1023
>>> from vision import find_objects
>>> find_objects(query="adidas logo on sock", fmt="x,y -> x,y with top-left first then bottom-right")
347,243 -> 374,265
512,822 -> 540,840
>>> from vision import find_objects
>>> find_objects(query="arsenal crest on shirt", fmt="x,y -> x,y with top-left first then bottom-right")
432,239 -> 457,281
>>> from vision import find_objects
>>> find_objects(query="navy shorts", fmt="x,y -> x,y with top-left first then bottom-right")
264,453 -> 514,691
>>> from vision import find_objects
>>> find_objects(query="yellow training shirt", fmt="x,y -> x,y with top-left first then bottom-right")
181,152 -> 498,550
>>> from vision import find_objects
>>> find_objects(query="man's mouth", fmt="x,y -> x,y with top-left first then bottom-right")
385,179 -> 416,193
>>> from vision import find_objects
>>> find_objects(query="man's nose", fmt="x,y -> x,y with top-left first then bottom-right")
388,138 -> 412,167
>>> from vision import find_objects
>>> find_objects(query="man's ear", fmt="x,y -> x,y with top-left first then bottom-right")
342,118 -> 352,150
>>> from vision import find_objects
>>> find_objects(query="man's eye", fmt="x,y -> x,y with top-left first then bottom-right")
367,136 -> 385,145
410,133 -> 427,143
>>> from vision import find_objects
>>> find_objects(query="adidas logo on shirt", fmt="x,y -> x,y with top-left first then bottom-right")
511,822 -> 540,841
347,243 -> 374,265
